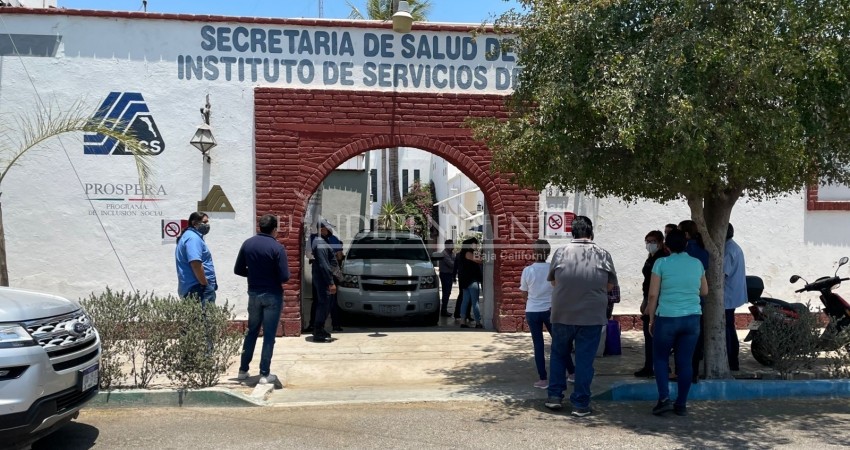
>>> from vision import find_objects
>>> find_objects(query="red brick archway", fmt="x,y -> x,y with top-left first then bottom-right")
254,88 -> 539,336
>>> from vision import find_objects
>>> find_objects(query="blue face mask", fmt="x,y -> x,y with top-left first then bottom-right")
197,223 -> 210,235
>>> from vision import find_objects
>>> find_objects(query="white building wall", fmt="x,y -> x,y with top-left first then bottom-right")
0,11 -> 848,320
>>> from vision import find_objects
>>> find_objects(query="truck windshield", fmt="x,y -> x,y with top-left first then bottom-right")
347,237 -> 430,261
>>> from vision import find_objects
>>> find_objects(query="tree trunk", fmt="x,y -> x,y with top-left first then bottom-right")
380,149 -> 388,206
389,147 -> 402,206
688,190 -> 741,379
0,201 -> 8,286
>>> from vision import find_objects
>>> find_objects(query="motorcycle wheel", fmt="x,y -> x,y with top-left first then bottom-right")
751,333 -> 775,367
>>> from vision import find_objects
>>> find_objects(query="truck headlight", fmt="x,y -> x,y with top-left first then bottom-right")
340,274 -> 360,288
419,275 -> 437,289
0,324 -> 36,348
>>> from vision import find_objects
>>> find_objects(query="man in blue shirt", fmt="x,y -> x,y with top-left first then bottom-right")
234,214 -> 290,386
724,223 -> 747,371
175,211 -> 217,305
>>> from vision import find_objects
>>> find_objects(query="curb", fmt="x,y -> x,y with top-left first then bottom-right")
595,379 -> 850,401
90,387 -> 266,408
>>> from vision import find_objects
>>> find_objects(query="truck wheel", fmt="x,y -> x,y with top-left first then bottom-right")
751,333 -> 775,367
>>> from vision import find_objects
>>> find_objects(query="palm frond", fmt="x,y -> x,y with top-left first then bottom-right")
0,100 -> 152,191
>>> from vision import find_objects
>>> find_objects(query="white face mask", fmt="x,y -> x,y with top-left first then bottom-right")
646,243 -> 658,254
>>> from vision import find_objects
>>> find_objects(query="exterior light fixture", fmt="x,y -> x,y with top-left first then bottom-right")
477,201 -> 484,212
392,1 -> 413,33
189,94 -> 217,163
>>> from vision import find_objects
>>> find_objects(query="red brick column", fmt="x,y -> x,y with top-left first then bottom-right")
254,88 -> 539,335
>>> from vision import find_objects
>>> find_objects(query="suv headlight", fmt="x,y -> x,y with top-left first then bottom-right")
419,275 -> 437,289
0,324 -> 36,348
340,274 -> 360,288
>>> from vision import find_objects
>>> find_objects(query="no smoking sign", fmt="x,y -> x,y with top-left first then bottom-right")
545,212 -> 576,237
162,219 -> 187,241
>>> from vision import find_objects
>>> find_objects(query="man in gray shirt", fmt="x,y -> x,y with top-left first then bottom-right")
545,216 -> 617,417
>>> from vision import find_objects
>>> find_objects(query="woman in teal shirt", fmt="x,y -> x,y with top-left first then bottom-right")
645,228 -> 708,417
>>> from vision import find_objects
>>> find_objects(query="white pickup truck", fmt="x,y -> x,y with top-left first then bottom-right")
0,287 -> 101,448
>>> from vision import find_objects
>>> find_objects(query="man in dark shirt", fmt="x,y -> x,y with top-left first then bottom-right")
234,214 -> 290,385
438,239 -> 456,317
310,220 -> 338,343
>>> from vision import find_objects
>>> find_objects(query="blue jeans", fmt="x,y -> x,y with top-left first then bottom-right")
653,314 -> 701,407
548,323 -> 601,409
460,282 -> 481,322
184,283 -> 217,305
526,310 -> 553,380
239,291 -> 283,377
183,283 -> 217,353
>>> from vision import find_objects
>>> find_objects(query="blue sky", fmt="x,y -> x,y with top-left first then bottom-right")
57,1 -> 524,24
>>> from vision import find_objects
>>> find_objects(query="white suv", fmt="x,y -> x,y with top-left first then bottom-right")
0,287 -> 101,448
337,231 -> 441,325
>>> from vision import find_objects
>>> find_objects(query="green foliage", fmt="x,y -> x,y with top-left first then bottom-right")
473,1 -> 850,202
400,180 -> 436,237
377,202 -> 406,230
752,304 -> 820,379
347,0 -> 432,21
81,289 -> 242,390
822,323 -> 850,379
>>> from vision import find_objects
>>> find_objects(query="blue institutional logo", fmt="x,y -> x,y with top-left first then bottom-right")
84,92 -> 165,155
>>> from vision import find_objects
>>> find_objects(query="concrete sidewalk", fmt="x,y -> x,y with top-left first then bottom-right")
93,327 -> 850,409
215,328 -> 771,406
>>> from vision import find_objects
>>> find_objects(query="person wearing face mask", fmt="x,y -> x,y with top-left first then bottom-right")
635,230 -> 670,378
175,211 -> 217,305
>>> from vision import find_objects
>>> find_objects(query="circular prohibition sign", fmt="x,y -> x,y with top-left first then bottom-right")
164,221 -> 181,238
547,213 -> 563,230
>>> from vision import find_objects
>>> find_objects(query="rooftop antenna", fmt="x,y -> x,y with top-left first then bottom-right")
142,0 -> 147,12
318,0 -> 323,17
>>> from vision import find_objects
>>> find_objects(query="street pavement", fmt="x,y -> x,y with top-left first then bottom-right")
36,398 -> 850,449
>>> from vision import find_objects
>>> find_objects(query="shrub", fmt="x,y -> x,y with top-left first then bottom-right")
751,303 -> 820,379
822,323 -> 850,379
81,289 -> 242,390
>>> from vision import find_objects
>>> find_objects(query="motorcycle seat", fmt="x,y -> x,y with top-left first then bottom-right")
754,296 -> 808,314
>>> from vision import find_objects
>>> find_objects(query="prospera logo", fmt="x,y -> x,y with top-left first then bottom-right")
84,92 -> 166,155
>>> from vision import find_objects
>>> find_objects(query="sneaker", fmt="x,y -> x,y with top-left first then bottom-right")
571,406 -> 592,417
652,399 -> 674,416
674,404 -> 688,416
440,311 -> 452,317
474,322 -> 484,329
544,397 -> 563,411
259,374 -> 278,385
634,368 -> 654,378
460,323 -> 470,328
237,370 -> 249,381
533,380 -> 548,389
567,374 -> 575,383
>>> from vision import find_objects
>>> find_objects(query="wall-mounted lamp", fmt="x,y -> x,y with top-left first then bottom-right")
477,201 -> 484,212
392,1 -> 414,33
189,94 -> 217,164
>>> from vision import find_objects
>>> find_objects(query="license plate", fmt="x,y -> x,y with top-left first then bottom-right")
748,321 -> 762,331
80,364 -> 99,391
378,305 -> 399,313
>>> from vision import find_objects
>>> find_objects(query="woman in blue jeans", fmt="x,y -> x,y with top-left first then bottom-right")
520,240 -> 575,388
645,228 -> 708,416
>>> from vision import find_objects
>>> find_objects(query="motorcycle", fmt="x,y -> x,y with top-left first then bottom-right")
744,256 -> 850,366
